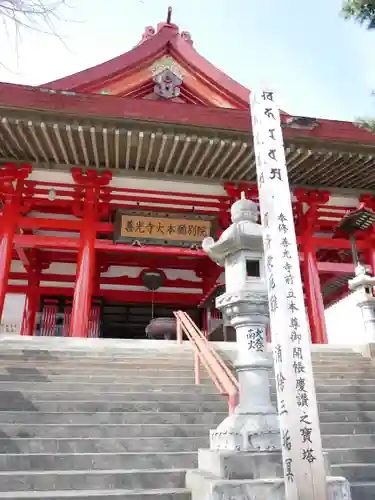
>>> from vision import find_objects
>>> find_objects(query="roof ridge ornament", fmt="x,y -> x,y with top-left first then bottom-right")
138,7 -> 193,47
166,6 -> 172,24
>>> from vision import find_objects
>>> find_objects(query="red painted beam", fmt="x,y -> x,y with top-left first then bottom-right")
19,216 -> 113,234
300,237 -> 368,251
299,254 -> 355,274
11,252 -> 203,270
13,233 -> 208,258
10,272 -> 202,289
7,285 -> 202,305
13,245 -> 32,273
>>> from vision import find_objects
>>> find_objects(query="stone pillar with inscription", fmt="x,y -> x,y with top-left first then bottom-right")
248,89 -> 350,499
349,264 -> 375,343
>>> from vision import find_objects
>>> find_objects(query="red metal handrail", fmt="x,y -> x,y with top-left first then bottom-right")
174,310 -> 238,415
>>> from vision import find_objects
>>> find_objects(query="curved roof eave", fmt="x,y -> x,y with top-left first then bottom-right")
43,25 -> 179,92
170,34 -> 250,109
42,23 -> 253,109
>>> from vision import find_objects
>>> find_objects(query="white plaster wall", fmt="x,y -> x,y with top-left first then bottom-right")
325,293 -> 365,345
30,169 -> 226,196
12,261 -> 205,295
1,294 -> 25,334
11,261 -> 26,273
44,263 -> 77,275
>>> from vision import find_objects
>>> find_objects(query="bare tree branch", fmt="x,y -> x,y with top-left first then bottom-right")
0,0 -> 68,34
0,0 -> 73,70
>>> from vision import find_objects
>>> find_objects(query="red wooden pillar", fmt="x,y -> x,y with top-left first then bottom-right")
295,188 -> 330,345
0,164 -> 31,321
21,272 -> 40,336
303,244 -> 328,344
69,169 -> 111,338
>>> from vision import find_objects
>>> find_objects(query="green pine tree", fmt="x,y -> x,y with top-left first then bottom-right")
342,0 -> 375,29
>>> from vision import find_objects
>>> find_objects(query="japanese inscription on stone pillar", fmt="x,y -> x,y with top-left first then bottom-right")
250,90 -> 328,500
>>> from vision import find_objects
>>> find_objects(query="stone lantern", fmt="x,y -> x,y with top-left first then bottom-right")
349,264 -> 375,343
186,193 -> 281,495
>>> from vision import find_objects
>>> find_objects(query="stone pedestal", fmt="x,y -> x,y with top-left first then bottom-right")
186,469 -> 351,500
349,264 -> 375,343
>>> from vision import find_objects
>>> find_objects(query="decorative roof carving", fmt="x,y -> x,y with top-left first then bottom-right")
138,7 -> 194,47
151,56 -> 184,80
139,26 -> 156,44
153,69 -> 182,100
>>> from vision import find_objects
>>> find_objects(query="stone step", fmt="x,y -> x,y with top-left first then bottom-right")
0,424 -> 210,439
0,391 -> 222,403
1,367 -> 373,381
318,401 -> 375,411
0,353 -> 187,360
0,410 -> 371,425
0,452 -> 197,471
8,388 -> 375,404
0,355 -> 369,367
1,372 -> 375,384
0,353 -> 195,360
0,383 -> 216,393
332,463 -> 375,482
0,363 -> 199,371
3,397 -> 375,413
350,482 -> 375,500
3,398 -> 375,413
273,384 -> 375,393
0,374 -> 206,384
0,400 -> 228,413
0,436 -> 208,454
0,391 -> 223,403
3,380 -> 375,392
0,488 -> 191,500
1,435 -> 374,454
320,422 -> 375,434
328,448 -> 375,464
322,434 -> 375,449
273,391 -> 375,402
1,421 -> 375,439
0,412 -> 226,426
0,342 -> 359,356
0,360 -> 370,371
0,469 -> 187,492
1,421 -> 374,439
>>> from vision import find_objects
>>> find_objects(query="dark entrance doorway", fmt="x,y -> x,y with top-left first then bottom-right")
101,302 -> 201,339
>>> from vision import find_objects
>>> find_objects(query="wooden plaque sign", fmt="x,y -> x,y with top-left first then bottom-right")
114,211 -> 212,247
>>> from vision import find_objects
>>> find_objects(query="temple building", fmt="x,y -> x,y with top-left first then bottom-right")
0,10 -> 375,342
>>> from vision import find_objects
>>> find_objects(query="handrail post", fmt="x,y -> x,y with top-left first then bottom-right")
176,317 -> 183,344
228,392 -> 237,416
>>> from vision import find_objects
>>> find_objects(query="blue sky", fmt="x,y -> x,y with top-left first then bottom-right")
0,0 -> 374,122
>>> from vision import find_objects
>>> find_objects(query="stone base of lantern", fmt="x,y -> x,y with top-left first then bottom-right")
186,469 -> 351,500
186,450 -> 351,500
210,412 -> 280,452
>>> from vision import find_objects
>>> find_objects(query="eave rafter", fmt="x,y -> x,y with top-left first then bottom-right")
1,114 -> 375,189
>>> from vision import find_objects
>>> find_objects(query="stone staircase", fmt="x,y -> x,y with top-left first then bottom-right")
0,337 -> 374,499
